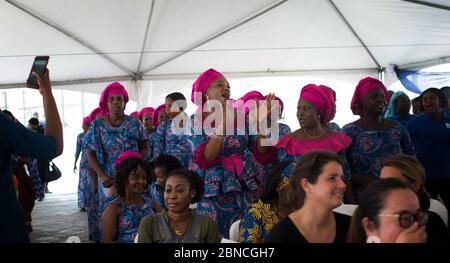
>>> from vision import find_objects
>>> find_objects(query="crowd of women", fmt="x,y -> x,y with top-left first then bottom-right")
71,68 -> 449,243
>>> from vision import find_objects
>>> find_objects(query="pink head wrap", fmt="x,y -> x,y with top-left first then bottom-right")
191,68 -> 224,106
350,77 -> 389,115
130,111 -> 139,119
152,104 -> 166,128
82,116 -> 91,126
138,107 -> 155,121
300,84 -> 336,123
88,107 -> 103,122
114,150 -> 141,170
237,91 -> 265,113
99,82 -> 129,115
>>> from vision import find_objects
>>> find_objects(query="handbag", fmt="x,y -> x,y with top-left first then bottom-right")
46,161 -> 62,182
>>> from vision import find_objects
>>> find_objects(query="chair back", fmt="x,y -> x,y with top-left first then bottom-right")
229,219 -> 241,242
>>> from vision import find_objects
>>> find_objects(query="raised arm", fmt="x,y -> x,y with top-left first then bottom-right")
30,69 -> 63,156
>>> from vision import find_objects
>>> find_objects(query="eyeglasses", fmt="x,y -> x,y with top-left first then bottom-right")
378,210 -> 429,228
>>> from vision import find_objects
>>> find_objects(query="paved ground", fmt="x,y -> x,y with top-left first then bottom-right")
28,193 -> 91,243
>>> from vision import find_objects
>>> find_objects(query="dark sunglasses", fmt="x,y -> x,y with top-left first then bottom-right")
379,210 -> 429,228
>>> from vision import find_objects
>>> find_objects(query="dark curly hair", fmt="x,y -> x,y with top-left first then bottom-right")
166,169 -> 204,204
114,157 -> 148,197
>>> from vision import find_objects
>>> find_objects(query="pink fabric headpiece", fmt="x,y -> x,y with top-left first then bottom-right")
300,84 -> 336,123
152,104 -> 166,128
191,68 -> 224,106
99,82 -> 129,115
138,107 -> 155,121
114,150 -> 141,170
350,77 -> 389,115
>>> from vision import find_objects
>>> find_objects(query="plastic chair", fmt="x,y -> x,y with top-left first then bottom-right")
221,238 -> 237,243
429,199 -> 448,227
229,219 -> 241,242
332,203 -> 358,216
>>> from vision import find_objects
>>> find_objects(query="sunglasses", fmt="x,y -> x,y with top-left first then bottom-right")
379,210 -> 429,228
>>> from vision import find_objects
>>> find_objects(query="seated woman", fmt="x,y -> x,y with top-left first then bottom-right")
239,161 -> 294,243
348,178 -> 427,243
145,154 -> 182,209
380,154 -> 449,242
138,169 -> 221,243
265,151 -> 351,243
102,152 -> 155,243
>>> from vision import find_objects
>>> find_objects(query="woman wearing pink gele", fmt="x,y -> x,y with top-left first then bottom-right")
343,77 -> 414,202
189,69 -> 269,238
139,107 -> 156,162
273,84 -> 353,202
84,82 -> 148,227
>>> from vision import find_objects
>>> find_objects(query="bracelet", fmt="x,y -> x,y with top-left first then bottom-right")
211,134 -> 225,140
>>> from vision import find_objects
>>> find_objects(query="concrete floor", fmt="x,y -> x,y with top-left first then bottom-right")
28,193 -> 91,243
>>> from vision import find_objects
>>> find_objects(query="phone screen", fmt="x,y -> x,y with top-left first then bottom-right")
27,56 -> 49,86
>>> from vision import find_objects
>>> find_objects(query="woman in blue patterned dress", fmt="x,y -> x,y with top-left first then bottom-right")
139,107 -> 156,162
73,117 -> 90,210
343,77 -> 414,202
238,91 -> 291,187
102,154 -> 154,243
84,82 -> 148,234
153,92 -> 193,168
272,84 -> 353,202
189,68 -> 272,237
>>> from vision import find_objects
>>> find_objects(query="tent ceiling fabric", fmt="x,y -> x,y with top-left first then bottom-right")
1,0 -> 449,86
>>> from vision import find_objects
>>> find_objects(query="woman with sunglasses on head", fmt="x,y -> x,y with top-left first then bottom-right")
348,178 -> 428,243
380,154 -> 449,242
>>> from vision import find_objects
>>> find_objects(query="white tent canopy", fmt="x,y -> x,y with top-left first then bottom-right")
1,0 -> 449,88
2,0 -> 449,195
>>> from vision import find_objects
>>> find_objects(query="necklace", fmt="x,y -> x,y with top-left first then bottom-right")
303,128 -> 324,139
168,212 -> 190,237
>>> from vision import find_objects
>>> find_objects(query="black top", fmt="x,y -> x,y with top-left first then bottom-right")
427,211 -> 450,243
265,212 -> 351,243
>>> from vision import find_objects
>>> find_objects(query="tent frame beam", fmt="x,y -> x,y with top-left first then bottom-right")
328,0 -> 381,68
401,0 -> 450,11
140,0 -> 289,74
5,0 -> 137,78
397,56 -> 450,70
136,0 -> 156,76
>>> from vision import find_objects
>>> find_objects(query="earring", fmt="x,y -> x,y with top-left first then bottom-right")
366,236 -> 381,243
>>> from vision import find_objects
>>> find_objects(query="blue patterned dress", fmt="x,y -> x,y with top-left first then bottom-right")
83,115 -> 147,230
109,197 -> 154,243
342,122 -> 414,199
75,132 -> 88,209
189,115 -> 264,238
153,117 -> 194,169
28,159 -> 44,200
146,182 -> 165,209
144,132 -> 156,162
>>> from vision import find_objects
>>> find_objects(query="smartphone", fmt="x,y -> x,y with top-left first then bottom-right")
26,56 -> 49,86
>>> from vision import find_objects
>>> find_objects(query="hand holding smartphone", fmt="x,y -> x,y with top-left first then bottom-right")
26,56 -> 49,87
